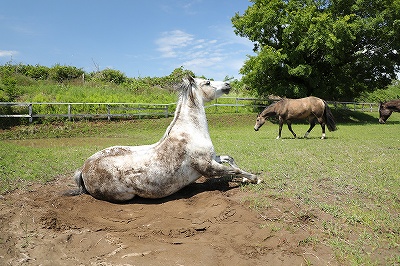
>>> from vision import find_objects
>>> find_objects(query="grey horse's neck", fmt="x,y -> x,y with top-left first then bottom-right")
160,92 -> 208,141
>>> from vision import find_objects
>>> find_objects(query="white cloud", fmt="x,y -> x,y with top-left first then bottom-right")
183,56 -> 223,68
155,30 -> 224,63
155,26 -> 253,80
156,30 -> 194,58
0,50 -> 18,57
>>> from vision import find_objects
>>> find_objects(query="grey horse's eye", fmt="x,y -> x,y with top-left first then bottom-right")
205,80 -> 211,85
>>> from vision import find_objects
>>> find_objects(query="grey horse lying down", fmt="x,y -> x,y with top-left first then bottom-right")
74,77 -> 261,202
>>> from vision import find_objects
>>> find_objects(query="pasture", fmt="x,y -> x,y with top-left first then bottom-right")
0,111 -> 399,265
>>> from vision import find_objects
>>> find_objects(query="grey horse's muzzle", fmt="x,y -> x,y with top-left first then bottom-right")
222,83 -> 231,94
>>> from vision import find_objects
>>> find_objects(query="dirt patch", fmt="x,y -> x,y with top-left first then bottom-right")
0,175 -> 338,265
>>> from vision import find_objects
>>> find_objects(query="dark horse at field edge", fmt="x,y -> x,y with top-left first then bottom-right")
378,99 -> 400,124
254,96 -> 337,139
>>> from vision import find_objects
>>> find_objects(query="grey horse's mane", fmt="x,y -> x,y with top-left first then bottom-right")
162,76 -> 198,139
179,76 -> 197,106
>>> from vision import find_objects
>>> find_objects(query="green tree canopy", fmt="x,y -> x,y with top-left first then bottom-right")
232,0 -> 400,100
49,64 -> 85,83
97,69 -> 127,84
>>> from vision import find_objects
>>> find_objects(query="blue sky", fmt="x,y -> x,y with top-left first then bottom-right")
0,0 -> 255,81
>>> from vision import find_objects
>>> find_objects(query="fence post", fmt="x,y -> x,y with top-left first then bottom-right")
28,103 -> 33,123
107,105 -> 111,121
164,105 -> 168,118
68,104 -> 72,121
235,98 -> 239,113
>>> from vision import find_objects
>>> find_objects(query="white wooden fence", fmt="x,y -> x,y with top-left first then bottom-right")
0,97 -> 379,123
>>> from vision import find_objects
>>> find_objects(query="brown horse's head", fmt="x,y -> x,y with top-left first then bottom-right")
254,113 -> 266,131
379,102 -> 392,124
254,103 -> 277,131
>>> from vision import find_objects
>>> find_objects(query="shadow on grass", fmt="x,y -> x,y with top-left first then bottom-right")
331,109 -> 379,124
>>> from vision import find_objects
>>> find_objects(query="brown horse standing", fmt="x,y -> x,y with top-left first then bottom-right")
254,96 -> 336,139
379,99 -> 400,124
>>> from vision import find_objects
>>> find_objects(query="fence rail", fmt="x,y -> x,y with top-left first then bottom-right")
0,98 -> 380,123
0,102 -> 173,123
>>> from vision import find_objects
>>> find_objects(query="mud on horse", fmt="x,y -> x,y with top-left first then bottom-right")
74,77 -> 261,202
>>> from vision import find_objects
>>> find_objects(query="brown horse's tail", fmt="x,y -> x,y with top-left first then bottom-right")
323,101 -> 337,131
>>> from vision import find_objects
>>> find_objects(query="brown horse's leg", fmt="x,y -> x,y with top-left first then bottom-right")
277,118 -> 284,139
320,123 -> 326,139
287,121 -> 297,138
304,117 -> 316,138
316,117 -> 326,139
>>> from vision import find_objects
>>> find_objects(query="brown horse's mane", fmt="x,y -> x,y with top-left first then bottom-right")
259,102 -> 278,117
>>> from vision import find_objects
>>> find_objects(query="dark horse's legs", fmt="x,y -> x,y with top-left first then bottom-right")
304,117 -> 317,138
287,121 -> 297,138
317,116 -> 327,139
320,122 -> 326,139
304,116 -> 326,139
277,118 -> 297,139
277,118 -> 287,139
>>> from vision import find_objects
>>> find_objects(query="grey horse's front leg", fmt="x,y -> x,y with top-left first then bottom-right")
215,155 -> 238,167
215,155 -> 262,184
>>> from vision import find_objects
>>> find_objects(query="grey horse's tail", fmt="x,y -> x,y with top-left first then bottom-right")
323,101 -> 337,132
74,169 -> 88,195
62,170 -> 88,196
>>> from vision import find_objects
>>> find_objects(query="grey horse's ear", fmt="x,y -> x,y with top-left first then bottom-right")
182,75 -> 195,88
183,75 -> 195,83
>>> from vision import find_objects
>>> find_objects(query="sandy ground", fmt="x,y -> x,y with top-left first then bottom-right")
0,175 -> 338,266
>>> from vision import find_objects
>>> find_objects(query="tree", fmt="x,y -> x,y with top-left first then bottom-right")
49,64 -> 84,83
232,0 -> 400,100
98,69 -> 127,84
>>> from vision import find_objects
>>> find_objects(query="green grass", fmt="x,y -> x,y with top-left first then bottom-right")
17,81 -> 178,103
211,112 -> 399,265
0,111 -> 399,265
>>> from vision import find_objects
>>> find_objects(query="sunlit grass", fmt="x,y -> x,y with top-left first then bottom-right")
209,112 -> 399,265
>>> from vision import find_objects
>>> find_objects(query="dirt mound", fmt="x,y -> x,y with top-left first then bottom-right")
0,175 -> 337,265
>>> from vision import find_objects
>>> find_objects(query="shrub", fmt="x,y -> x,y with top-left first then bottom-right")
25,64 -> 50,80
49,64 -> 84,83
99,69 -> 127,84
356,80 -> 400,102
